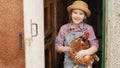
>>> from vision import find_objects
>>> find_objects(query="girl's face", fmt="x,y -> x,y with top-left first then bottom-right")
71,9 -> 86,25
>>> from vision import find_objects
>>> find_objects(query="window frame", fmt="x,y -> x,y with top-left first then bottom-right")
102,0 -> 106,68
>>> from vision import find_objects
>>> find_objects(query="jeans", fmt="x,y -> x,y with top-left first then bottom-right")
64,55 -> 92,68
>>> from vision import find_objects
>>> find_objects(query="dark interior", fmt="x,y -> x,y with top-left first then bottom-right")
44,0 -> 102,68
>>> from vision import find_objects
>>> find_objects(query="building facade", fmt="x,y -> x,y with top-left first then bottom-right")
0,0 -> 120,68
105,0 -> 120,68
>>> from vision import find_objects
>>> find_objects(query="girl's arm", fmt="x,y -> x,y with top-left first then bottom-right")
55,25 -> 72,53
85,45 -> 98,55
75,45 -> 98,59
57,46 -> 72,53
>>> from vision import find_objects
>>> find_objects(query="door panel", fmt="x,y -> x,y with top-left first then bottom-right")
0,0 -> 25,68
44,0 -> 55,68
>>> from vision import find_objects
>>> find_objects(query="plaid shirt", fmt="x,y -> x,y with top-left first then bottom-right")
55,22 -> 99,51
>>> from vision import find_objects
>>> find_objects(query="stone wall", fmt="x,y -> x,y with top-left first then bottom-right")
106,0 -> 120,68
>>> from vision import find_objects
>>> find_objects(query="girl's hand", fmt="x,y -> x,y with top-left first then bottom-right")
75,46 -> 98,60
75,50 -> 88,60
64,46 -> 72,52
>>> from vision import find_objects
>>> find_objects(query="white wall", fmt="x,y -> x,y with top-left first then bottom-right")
106,0 -> 120,68
23,0 -> 44,68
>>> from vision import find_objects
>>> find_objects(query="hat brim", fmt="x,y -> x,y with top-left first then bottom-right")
67,5 -> 91,17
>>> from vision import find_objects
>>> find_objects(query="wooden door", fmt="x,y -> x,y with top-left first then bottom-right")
0,0 -> 25,68
44,0 -> 55,68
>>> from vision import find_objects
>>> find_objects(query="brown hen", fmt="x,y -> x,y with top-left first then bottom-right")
69,32 -> 99,68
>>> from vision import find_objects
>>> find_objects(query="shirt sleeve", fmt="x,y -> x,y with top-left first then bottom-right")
55,26 -> 65,51
87,26 -> 99,48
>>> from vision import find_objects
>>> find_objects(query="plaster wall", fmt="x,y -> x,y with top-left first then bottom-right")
106,0 -> 120,68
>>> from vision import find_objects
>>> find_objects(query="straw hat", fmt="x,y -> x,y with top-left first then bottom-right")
67,0 -> 91,17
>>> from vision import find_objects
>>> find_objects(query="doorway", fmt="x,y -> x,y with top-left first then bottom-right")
44,0 -> 103,68
55,0 -> 102,67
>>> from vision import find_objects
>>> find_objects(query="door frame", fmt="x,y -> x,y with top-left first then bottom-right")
23,0 -> 45,68
23,0 -> 106,68
102,0 -> 106,68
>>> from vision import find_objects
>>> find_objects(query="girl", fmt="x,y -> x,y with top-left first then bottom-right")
55,0 -> 99,68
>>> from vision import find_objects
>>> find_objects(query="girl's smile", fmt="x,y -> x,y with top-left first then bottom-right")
71,9 -> 86,26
